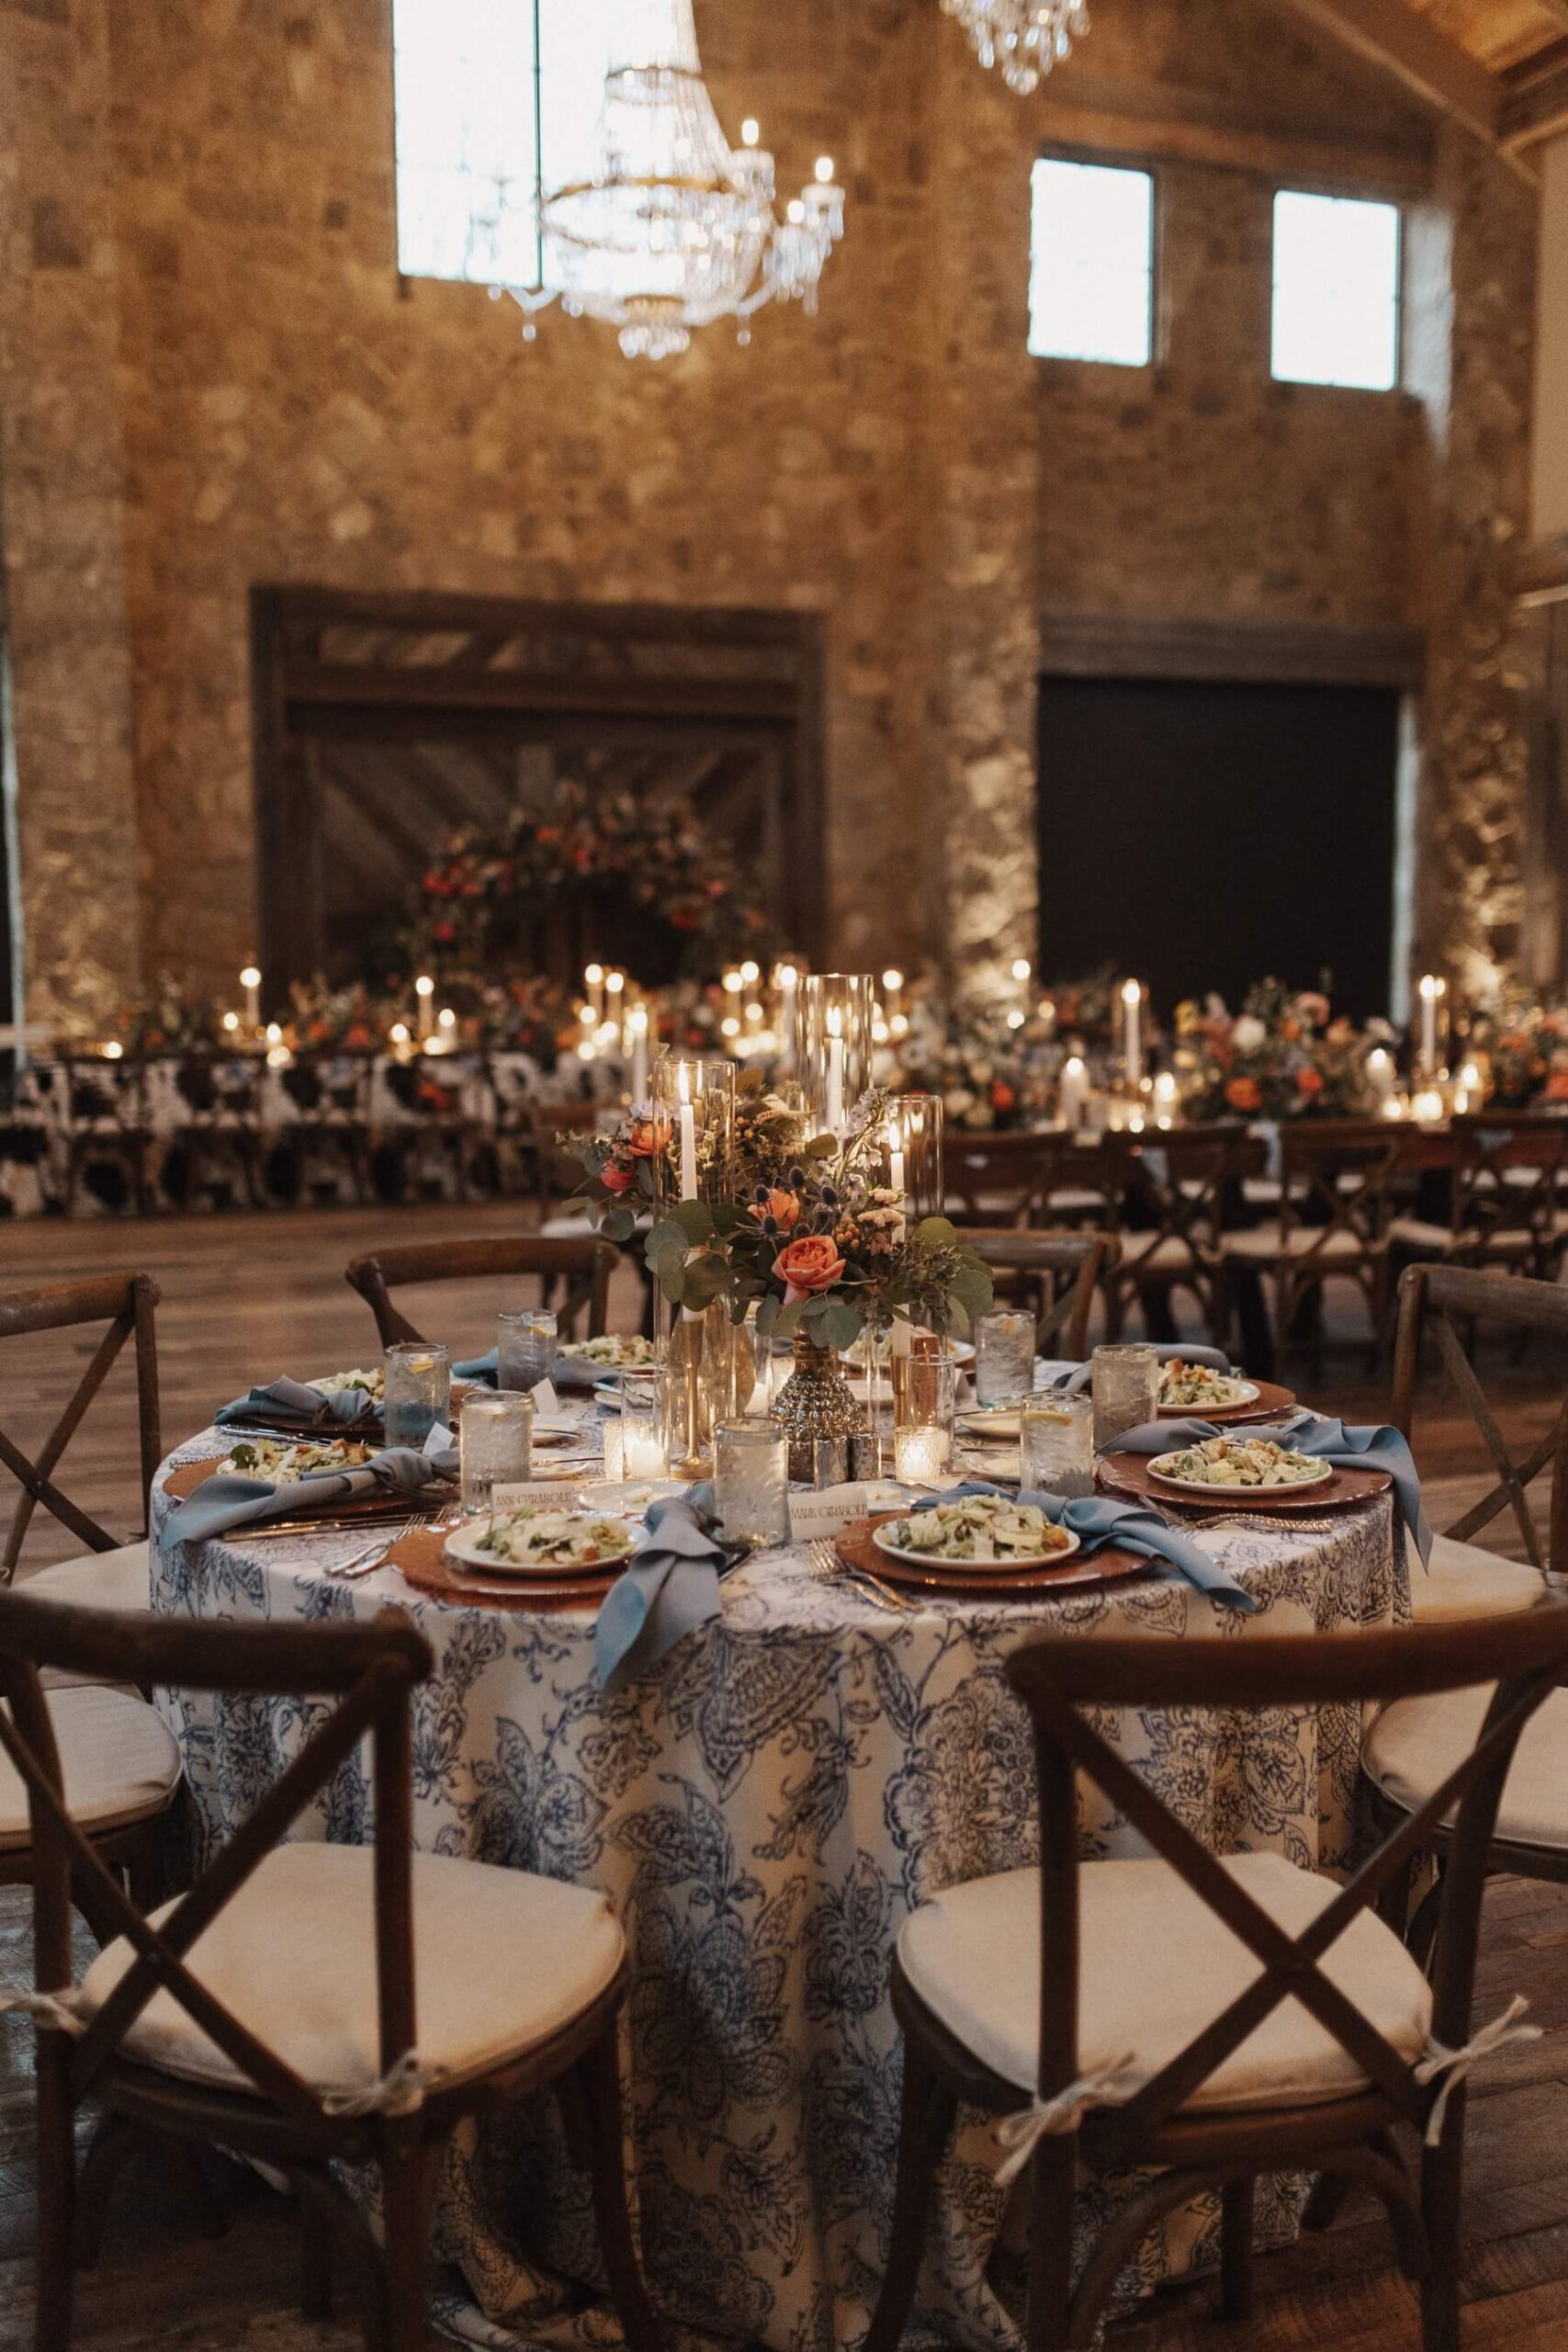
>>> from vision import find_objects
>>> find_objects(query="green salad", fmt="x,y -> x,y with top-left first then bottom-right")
880,1495 -> 1072,1563
1154,1436 -> 1328,1488
474,1509 -> 638,1569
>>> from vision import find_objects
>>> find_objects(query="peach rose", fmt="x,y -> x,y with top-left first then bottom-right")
1225,1077 -> 1262,1113
602,1160 -> 637,1194
625,1116 -> 671,1159
773,1234 -> 845,1304
750,1186 -> 801,1232
1295,1067 -> 1324,1096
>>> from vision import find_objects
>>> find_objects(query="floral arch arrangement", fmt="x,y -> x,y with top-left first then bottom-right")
407,783 -> 769,985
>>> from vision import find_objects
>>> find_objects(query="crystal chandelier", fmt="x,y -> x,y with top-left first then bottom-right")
502,0 -> 844,361
941,0 -> 1090,93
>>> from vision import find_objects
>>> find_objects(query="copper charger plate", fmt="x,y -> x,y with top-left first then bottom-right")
835,1512 -> 1153,1600
1096,1453 -> 1391,1513
1157,1377 -> 1297,1425
162,1453 -> 433,1524
389,1523 -> 613,1611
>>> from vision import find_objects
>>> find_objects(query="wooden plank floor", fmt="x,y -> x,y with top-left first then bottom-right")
0,1204 -> 1565,2349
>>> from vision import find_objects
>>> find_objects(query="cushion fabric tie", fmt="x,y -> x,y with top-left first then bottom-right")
992,2052 -> 1138,2188
0,1985 -> 85,2035
1414,1995 -> 1540,2145
320,2049 -> 443,2119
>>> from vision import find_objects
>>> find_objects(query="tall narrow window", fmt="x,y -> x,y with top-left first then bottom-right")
391,0 -> 611,291
1028,158 -> 1154,367
1270,190 -> 1402,391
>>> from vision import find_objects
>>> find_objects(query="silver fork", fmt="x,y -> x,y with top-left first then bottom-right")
807,1538 -> 915,1616
325,1515 -> 418,1580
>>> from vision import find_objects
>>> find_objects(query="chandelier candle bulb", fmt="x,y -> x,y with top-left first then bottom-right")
414,973 -> 434,1041
240,965 -> 261,1032
1121,978 -> 1143,1084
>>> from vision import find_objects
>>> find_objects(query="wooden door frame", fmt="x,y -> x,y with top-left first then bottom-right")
250,584 -> 828,1001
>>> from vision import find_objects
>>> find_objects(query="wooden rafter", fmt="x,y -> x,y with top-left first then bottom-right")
1276,0 -> 1504,143
1500,43 -> 1568,147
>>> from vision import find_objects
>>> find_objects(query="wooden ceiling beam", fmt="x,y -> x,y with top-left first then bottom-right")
1274,0 -> 1506,148
1500,50 -> 1568,149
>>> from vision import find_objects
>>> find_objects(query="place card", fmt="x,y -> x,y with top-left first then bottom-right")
423,1422 -> 454,1457
531,1377 -> 560,1419
789,1484 -> 866,1543
491,1480 -> 583,1513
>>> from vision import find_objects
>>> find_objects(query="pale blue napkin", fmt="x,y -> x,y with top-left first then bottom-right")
214,1375 -> 380,1432
911,1480 -> 1255,1611
594,1488 -> 745,1690
1054,1341 -> 1233,1395
1110,1415 -> 1431,1564
453,1347 -> 607,1392
159,1443 -> 457,1551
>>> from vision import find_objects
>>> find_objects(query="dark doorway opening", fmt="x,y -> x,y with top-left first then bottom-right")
1035,675 -> 1402,1017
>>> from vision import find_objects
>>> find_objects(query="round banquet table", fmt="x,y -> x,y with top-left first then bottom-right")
149,1428 -> 1408,2352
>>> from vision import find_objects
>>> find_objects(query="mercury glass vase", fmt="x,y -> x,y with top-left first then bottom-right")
770,1331 -> 867,1483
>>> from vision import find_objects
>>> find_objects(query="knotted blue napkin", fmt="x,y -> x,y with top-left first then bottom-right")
594,1488 -> 745,1690
453,1347 -> 609,1393
215,1375 -> 380,1432
160,1443 -> 457,1552
911,1481 -> 1256,1611
1053,1341 -> 1233,1395
1109,1415 -> 1431,1565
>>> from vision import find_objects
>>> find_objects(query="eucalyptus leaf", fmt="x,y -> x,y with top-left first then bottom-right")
669,1200 -> 715,1244
819,1298 -> 863,1353
601,1205 -> 637,1244
682,1253 -> 730,1309
756,1293 -> 781,1340
914,1216 -> 959,1248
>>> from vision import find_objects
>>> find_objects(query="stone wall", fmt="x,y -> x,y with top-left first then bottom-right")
0,0 -> 1541,1023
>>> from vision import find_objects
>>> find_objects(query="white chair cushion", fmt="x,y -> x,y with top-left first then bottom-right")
1223,1223 -> 1369,1262
79,1842 -> 625,2104
1387,1218 -> 1534,1260
0,1686 -> 181,1850
1365,1682 -> 1568,1852
1118,1233 -> 1201,1272
19,1541 -> 150,1613
1409,1532 -> 1545,1623
899,1850 -> 1430,2114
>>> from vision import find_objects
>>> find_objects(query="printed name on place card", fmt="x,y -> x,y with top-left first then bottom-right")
788,1485 -> 867,1543
491,1481 -> 581,1514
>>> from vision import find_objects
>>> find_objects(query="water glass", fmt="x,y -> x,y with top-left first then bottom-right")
498,1306 -> 558,1393
1020,1394 -> 1095,1498
714,1419 -> 790,1549
460,1389 -> 534,1513
975,1309 -> 1035,1406
382,1342 -> 450,1450
1091,1343 -> 1159,1452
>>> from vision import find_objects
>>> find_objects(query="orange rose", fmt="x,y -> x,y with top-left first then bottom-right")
1548,1073 -> 1568,1102
750,1186 -> 801,1231
1296,1067 -> 1324,1096
1225,1077 -> 1262,1113
626,1116 -> 671,1159
602,1160 -> 637,1193
773,1234 -> 846,1304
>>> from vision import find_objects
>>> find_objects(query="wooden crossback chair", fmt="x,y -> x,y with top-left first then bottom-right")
0,1276 -> 161,1597
1223,1125 -> 1402,1375
963,1229 -> 1114,1362
1390,1114 -> 1568,1282
0,1589 -> 665,2352
1098,1129 -> 1259,1348
864,1606 -> 1568,2352
344,1234 -> 618,1349
942,1134 -> 1097,1229
1389,1262 -> 1568,1620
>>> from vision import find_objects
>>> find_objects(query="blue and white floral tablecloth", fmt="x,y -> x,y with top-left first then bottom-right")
150,1432 -> 1406,2352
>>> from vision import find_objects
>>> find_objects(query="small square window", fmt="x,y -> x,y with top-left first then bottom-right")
1029,159 -> 1154,368
1270,190 -> 1401,391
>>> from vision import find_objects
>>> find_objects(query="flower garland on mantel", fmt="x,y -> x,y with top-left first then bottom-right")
407,783 -> 769,981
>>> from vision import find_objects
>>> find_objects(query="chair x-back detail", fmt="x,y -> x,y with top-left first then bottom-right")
0,1589 -> 664,2352
1421,1116 -> 1568,1280
345,1234 -> 618,1350
963,1230 -> 1114,1363
0,1277 -> 162,1587
942,1135 -> 1094,1230
1099,1130 -> 1258,1347
863,1606 -> 1568,2352
1224,1125 -> 1401,1374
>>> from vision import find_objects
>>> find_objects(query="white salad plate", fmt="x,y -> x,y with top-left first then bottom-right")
873,1520 -> 1080,1569
1156,1379 -> 1260,1416
444,1511 -> 640,1577
1146,1450 -> 1332,1496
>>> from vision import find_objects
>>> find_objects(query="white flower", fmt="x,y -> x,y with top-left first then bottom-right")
1233,1015 -> 1267,1052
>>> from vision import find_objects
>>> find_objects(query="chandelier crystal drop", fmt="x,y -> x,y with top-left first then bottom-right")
941,0 -> 1091,93
501,0 -> 844,361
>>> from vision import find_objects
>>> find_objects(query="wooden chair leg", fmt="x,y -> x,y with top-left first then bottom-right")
1025,2135 -> 1078,2352
1219,2176 -> 1254,2321
1303,2168 -> 1350,2234
377,2122 -> 436,2352
34,2038 -> 76,2352
563,2022 -> 666,2352
299,2189 -> 333,2323
863,2041 -> 957,2352
1419,2129 -> 1465,2352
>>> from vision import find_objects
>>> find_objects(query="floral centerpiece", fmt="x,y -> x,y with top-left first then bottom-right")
896,1008 -> 1061,1133
570,1073 -> 993,1354
1461,989 -> 1568,1108
1177,979 -> 1376,1120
